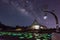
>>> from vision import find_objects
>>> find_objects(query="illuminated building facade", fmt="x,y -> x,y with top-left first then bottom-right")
0,20 -> 59,40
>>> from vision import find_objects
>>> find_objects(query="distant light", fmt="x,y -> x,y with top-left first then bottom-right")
40,26 -> 44,29
16,28 -> 22,31
43,16 -> 47,19
33,25 -> 40,29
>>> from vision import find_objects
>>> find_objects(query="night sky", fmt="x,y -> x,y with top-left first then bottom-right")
0,0 -> 60,28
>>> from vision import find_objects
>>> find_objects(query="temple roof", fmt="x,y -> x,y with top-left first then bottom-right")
29,19 -> 47,30
31,19 -> 40,25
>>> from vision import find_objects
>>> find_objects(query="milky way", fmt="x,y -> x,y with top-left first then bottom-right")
0,0 -> 60,28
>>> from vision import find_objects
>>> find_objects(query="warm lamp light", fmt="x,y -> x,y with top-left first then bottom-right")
16,28 -> 22,31
40,26 -> 44,29
33,25 -> 40,29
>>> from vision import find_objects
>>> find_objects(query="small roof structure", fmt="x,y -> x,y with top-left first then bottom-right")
29,19 -> 47,30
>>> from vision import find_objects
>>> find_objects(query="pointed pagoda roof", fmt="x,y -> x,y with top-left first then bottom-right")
31,19 -> 40,25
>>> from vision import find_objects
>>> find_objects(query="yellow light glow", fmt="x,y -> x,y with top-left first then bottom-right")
16,28 -> 22,31
33,25 -> 40,29
40,26 -> 44,29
